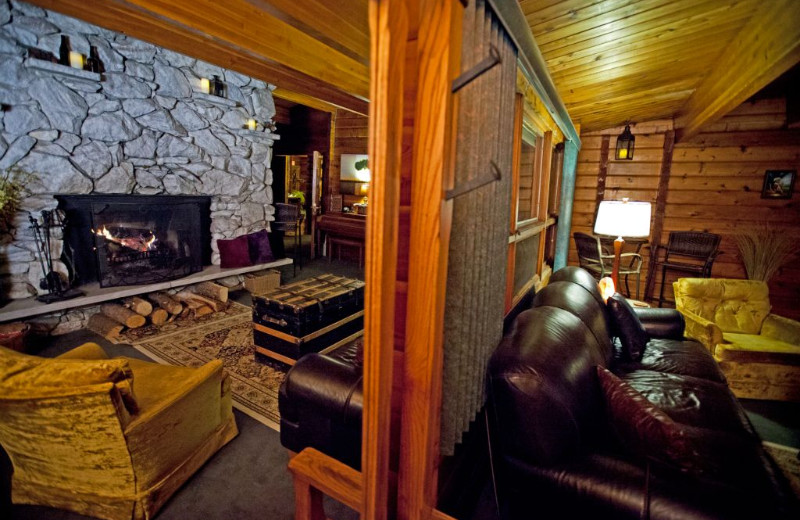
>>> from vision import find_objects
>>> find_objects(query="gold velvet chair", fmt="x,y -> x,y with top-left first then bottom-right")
0,342 -> 238,520
673,278 -> 800,401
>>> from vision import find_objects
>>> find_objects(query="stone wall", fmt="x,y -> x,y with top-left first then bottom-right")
0,0 -> 278,302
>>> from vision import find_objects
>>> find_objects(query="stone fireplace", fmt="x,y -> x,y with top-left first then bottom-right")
0,0 -> 280,309
56,194 -> 211,288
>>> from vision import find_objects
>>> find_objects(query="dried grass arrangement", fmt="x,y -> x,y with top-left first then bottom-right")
734,223 -> 800,282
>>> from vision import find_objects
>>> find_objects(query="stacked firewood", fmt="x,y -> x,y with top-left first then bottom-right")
87,282 -> 230,340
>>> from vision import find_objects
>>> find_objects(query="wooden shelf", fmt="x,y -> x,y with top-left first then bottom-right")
24,58 -> 101,82
238,129 -> 281,142
0,258 -> 292,323
193,91 -> 240,108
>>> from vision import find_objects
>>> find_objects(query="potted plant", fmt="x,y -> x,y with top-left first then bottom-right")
0,167 -> 26,234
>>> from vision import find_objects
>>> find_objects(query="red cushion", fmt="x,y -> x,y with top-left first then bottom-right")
217,235 -> 252,268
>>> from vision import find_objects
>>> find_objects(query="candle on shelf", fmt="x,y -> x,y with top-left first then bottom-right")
247,119 -> 257,131
68,51 -> 84,69
199,77 -> 210,94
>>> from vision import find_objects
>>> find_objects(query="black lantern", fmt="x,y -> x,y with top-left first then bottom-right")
615,124 -> 635,160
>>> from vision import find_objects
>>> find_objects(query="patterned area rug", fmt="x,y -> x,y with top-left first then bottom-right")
112,301 -> 288,431
764,442 -> 800,499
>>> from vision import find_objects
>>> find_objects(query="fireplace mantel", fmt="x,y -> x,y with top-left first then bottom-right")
0,259 -> 291,323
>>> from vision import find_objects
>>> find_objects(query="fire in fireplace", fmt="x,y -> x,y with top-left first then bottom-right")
56,195 -> 211,288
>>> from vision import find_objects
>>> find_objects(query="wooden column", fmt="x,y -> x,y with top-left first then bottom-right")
593,135 -> 611,222
554,140 -> 580,269
644,129 -> 675,302
399,1 -> 462,519
537,131 -> 554,271
362,0 -> 408,518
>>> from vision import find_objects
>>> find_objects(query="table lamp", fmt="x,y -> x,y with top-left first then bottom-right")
593,198 -> 651,291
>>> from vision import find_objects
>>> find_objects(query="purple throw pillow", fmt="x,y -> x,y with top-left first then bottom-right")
217,235 -> 252,268
247,229 -> 274,264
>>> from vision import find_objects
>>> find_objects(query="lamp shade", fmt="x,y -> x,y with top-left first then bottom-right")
594,200 -> 651,238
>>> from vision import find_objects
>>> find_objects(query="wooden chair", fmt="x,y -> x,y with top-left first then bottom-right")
653,231 -> 721,307
573,232 -> 644,298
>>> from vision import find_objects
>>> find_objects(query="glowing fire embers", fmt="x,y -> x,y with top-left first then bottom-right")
93,225 -> 157,252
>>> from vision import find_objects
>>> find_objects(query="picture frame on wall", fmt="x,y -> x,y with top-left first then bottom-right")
329,194 -> 343,213
761,170 -> 796,199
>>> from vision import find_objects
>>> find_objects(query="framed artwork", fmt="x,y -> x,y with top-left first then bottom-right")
761,170 -> 796,199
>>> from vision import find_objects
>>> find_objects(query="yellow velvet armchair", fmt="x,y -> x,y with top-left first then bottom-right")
0,342 -> 238,520
673,278 -> 800,401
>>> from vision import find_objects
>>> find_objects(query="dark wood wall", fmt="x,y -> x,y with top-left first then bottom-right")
329,109 -> 369,210
570,97 -> 800,319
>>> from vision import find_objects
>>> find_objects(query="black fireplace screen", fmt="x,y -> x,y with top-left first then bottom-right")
56,195 -> 211,288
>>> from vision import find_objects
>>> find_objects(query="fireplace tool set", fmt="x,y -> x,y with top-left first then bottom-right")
29,210 -> 83,303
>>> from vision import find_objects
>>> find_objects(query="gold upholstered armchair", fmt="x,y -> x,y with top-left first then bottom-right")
0,342 -> 238,520
673,278 -> 800,401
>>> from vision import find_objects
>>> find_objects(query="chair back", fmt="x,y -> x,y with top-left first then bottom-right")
272,203 -> 300,232
673,278 -> 770,334
573,232 -> 604,267
664,232 -> 721,274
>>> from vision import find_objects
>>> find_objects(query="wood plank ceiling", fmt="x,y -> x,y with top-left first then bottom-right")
520,0 -> 800,137
28,1 -> 800,134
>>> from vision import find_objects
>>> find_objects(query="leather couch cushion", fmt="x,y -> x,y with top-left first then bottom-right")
597,367 -> 695,471
613,338 -> 727,383
607,293 -> 648,361
489,307 -> 608,465
618,370 -> 756,436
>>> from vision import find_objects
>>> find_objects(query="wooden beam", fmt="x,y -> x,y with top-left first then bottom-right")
362,0 -> 408,519
676,0 -> 800,140
27,0 -> 369,114
398,0 -> 461,518
288,448 -> 362,516
272,88 -> 340,114
644,130 -> 675,303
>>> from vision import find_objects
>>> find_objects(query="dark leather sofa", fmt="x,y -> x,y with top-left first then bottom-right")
278,338 -> 363,469
488,266 -> 797,519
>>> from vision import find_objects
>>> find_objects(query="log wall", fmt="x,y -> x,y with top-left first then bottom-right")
329,109 -> 370,210
570,98 -> 800,319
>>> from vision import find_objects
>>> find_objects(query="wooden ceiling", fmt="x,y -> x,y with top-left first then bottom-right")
28,1 -> 800,136
520,0 -> 800,136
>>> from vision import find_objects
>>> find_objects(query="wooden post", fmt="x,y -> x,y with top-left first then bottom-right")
362,1 -> 407,519
398,1 -> 461,519
644,130 -> 675,302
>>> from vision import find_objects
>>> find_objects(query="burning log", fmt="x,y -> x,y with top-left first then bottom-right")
100,303 -> 146,329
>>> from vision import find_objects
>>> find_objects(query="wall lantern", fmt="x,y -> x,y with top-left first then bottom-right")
615,123 -> 635,160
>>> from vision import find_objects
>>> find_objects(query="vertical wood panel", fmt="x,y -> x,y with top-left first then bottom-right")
399,1 -> 462,518
363,1 -> 408,518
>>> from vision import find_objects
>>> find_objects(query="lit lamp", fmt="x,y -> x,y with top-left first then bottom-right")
593,198 -> 651,291
615,124 -> 635,160
199,77 -> 210,94
246,118 -> 257,131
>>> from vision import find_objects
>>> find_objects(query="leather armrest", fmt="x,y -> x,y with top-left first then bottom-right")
278,352 -> 363,468
634,308 -> 685,339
